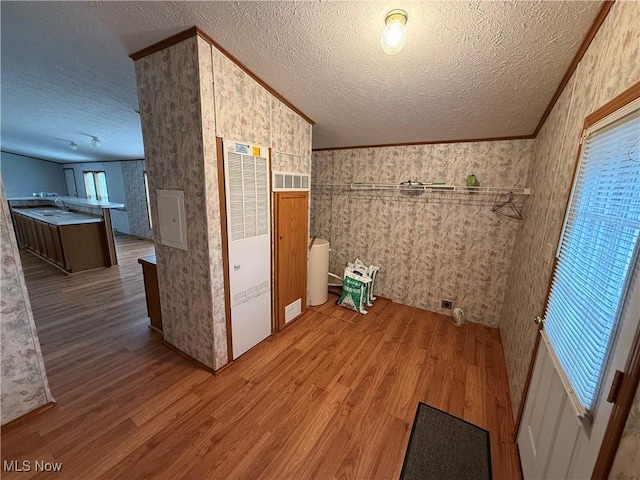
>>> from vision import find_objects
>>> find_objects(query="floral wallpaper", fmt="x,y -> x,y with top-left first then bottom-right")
135,33 -> 312,371
271,100 -> 312,174
311,140 -> 534,327
0,180 -> 53,425
200,38 -> 228,370
272,152 -> 311,175
213,48 -> 272,148
121,160 -> 152,240
134,36 -> 217,370
271,99 -> 312,165
272,99 -> 302,156
497,3 -> 640,477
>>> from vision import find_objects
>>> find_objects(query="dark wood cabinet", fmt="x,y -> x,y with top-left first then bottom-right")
138,256 -> 163,333
35,220 -> 47,256
41,221 -> 55,260
12,211 -> 109,273
49,224 -> 65,267
27,219 -> 37,251
12,212 -> 25,245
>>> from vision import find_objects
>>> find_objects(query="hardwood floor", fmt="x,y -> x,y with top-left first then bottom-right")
1,235 -> 521,479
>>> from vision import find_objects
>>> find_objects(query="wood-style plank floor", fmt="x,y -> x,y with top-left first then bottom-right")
1,235 -> 521,479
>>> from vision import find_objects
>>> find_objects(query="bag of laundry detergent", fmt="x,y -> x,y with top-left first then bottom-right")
354,259 -> 380,304
337,269 -> 370,314
368,265 -> 380,301
348,262 -> 372,306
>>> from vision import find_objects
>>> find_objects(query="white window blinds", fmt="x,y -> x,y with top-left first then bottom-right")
545,104 -> 640,413
83,171 -> 109,202
84,172 -> 97,200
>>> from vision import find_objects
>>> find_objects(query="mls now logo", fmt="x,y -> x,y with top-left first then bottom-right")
3,460 -> 63,472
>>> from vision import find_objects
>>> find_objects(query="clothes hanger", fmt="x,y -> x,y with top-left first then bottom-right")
492,192 -> 523,220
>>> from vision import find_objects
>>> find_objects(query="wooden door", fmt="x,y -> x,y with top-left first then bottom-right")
274,191 -> 309,331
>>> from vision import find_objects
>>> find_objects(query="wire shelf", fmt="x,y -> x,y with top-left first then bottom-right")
310,183 -> 531,212
312,183 -> 530,195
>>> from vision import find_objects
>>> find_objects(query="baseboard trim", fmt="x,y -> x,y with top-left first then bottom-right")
1,401 -> 56,429
161,340 -> 217,375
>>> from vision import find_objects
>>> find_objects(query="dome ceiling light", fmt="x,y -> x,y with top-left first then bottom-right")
380,9 -> 408,55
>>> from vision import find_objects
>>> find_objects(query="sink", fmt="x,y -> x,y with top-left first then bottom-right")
28,208 -> 73,217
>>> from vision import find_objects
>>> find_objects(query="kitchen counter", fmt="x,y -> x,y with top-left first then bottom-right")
11,208 -> 111,273
7,196 -> 124,209
13,207 -> 103,226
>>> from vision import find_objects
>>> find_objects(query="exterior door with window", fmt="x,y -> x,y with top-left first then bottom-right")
518,97 -> 640,479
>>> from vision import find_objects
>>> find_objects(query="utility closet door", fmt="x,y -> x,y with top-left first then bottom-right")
223,140 -> 271,360
274,191 -> 309,330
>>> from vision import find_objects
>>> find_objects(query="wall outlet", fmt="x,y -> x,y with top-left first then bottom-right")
441,299 -> 453,309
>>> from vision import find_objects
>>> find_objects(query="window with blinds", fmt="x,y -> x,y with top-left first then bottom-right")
545,102 -> 640,414
83,171 -> 109,202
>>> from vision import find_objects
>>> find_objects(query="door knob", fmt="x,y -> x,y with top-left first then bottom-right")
533,315 -> 542,325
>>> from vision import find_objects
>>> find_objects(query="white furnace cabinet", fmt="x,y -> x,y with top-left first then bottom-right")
223,140 -> 271,360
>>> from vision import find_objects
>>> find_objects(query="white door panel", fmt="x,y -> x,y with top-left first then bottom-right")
229,235 -> 270,305
224,140 -> 272,361
519,343 -> 572,479
547,401 -> 582,479
231,291 -> 271,359
518,259 -> 639,479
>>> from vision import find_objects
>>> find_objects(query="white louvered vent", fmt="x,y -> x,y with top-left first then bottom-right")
272,172 -> 310,192
231,281 -> 271,307
285,298 -> 302,323
227,152 -> 270,241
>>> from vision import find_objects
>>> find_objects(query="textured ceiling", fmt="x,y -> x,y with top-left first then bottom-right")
1,1 -> 602,163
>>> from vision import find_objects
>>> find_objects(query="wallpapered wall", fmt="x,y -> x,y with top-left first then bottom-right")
135,37 -> 219,369
213,48 -> 312,174
311,140 -> 533,327
121,160 -> 152,239
0,180 -> 54,425
496,2 -> 639,477
135,34 -> 311,371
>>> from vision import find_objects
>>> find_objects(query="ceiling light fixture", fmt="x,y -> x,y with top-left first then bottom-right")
380,9 -> 408,55
69,141 -> 78,151
91,136 -> 101,147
